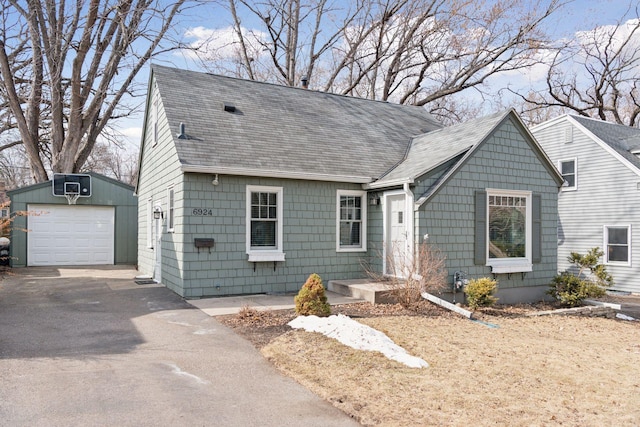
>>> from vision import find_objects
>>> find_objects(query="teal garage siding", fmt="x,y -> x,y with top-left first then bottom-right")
8,173 -> 137,267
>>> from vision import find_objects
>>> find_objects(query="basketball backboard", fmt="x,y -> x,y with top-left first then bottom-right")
52,174 -> 91,197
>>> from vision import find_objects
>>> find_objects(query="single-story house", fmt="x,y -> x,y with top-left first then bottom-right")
532,115 -> 640,294
136,65 -> 563,303
8,172 -> 137,267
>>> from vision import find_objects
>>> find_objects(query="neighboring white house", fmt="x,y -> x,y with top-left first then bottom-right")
532,115 -> 640,294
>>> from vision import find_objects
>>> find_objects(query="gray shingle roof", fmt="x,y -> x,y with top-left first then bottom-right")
571,115 -> 640,171
376,110 -> 511,184
152,65 -> 442,181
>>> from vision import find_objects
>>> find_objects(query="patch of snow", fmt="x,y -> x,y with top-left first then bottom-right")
288,314 -> 428,369
616,313 -> 637,321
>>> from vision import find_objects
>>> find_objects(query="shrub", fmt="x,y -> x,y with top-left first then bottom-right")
548,248 -> 610,307
364,241 -> 448,308
464,277 -> 498,310
294,273 -> 331,317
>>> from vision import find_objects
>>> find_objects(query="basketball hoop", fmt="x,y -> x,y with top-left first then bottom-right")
52,173 -> 92,204
65,193 -> 80,205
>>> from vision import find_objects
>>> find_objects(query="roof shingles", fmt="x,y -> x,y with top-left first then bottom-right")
152,65 -> 441,180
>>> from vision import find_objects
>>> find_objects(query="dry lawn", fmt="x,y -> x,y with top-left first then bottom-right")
261,313 -> 640,426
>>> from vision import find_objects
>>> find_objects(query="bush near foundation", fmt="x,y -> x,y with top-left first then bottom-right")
548,248 -> 611,307
294,273 -> 331,317
464,277 -> 498,310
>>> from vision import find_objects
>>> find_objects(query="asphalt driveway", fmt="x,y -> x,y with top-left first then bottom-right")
0,266 -> 359,426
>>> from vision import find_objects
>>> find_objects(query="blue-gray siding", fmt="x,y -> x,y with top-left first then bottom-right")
414,118 -> 559,303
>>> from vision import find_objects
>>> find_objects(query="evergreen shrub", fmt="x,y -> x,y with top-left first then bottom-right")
294,273 -> 331,317
464,277 -> 498,310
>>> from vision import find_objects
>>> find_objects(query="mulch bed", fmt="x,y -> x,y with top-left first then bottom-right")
217,300 -> 561,349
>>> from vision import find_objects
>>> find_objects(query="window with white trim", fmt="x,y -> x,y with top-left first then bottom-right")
146,198 -> 154,248
336,190 -> 367,252
167,186 -> 175,232
559,158 -> 577,191
486,189 -> 532,272
246,186 -> 284,262
604,225 -> 631,266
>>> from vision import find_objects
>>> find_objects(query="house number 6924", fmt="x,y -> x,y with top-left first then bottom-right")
192,208 -> 213,216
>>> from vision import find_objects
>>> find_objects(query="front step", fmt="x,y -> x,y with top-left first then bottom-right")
327,279 -> 396,304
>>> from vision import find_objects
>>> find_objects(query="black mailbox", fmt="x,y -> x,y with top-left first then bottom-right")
194,238 -> 215,253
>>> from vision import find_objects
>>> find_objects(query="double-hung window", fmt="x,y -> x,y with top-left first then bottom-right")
604,225 -> 631,266
167,186 -> 175,233
246,185 -> 284,262
559,158 -> 577,191
486,189 -> 532,273
337,190 -> 367,252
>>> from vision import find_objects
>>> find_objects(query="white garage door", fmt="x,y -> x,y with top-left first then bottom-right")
27,204 -> 115,266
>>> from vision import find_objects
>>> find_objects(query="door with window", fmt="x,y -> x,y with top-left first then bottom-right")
385,193 -> 408,277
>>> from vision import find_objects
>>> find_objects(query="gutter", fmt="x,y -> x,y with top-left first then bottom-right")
181,165 -> 372,184
363,177 -> 414,190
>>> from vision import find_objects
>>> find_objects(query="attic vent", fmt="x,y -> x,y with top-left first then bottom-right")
564,127 -> 573,143
177,122 -> 186,139
223,102 -> 236,113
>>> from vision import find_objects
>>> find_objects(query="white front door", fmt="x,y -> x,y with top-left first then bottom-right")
153,214 -> 162,284
385,193 -> 408,277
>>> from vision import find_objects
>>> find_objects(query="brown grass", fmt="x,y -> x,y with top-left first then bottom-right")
261,314 -> 640,426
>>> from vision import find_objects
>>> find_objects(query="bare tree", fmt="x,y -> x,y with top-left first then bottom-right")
196,0 -> 562,122
84,137 -> 139,186
0,145 -> 32,189
515,5 -> 640,126
0,0 -> 194,183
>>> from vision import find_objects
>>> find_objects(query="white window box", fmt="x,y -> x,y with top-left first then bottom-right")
489,262 -> 532,274
247,252 -> 286,262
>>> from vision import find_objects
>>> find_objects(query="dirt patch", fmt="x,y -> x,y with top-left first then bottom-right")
219,301 -> 640,426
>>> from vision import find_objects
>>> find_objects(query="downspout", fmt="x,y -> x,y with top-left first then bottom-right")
403,182 -> 415,268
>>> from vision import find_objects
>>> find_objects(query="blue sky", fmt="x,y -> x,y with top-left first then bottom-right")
115,0 -> 639,151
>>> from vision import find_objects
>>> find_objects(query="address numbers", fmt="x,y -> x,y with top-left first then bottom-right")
192,208 -> 213,216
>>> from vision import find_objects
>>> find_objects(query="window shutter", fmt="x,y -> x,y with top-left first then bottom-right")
532,193 -> 542,264
474,190 -> 487,265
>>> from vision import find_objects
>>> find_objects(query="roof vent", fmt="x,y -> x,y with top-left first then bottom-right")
564,126 -> 573,144
177,122 -> 186,139
301,76 -> 308,89
223,102 -> 236,113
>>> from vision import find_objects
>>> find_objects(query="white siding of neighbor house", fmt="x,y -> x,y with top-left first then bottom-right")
533,118 -> 640,293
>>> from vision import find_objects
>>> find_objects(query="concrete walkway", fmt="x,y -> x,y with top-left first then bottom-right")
0,266 -> 360,426
188,291 -> 364,316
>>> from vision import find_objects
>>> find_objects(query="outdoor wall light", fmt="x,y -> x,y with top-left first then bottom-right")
211,174 -> 219,186
153,206 -> 163,219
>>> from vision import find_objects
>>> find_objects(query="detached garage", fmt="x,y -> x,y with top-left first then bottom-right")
8,173 -> 137,267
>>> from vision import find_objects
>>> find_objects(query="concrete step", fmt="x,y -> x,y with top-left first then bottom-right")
327,279 -> 396,304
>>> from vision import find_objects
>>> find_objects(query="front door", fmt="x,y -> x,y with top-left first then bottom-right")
385,193 -> 408,277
